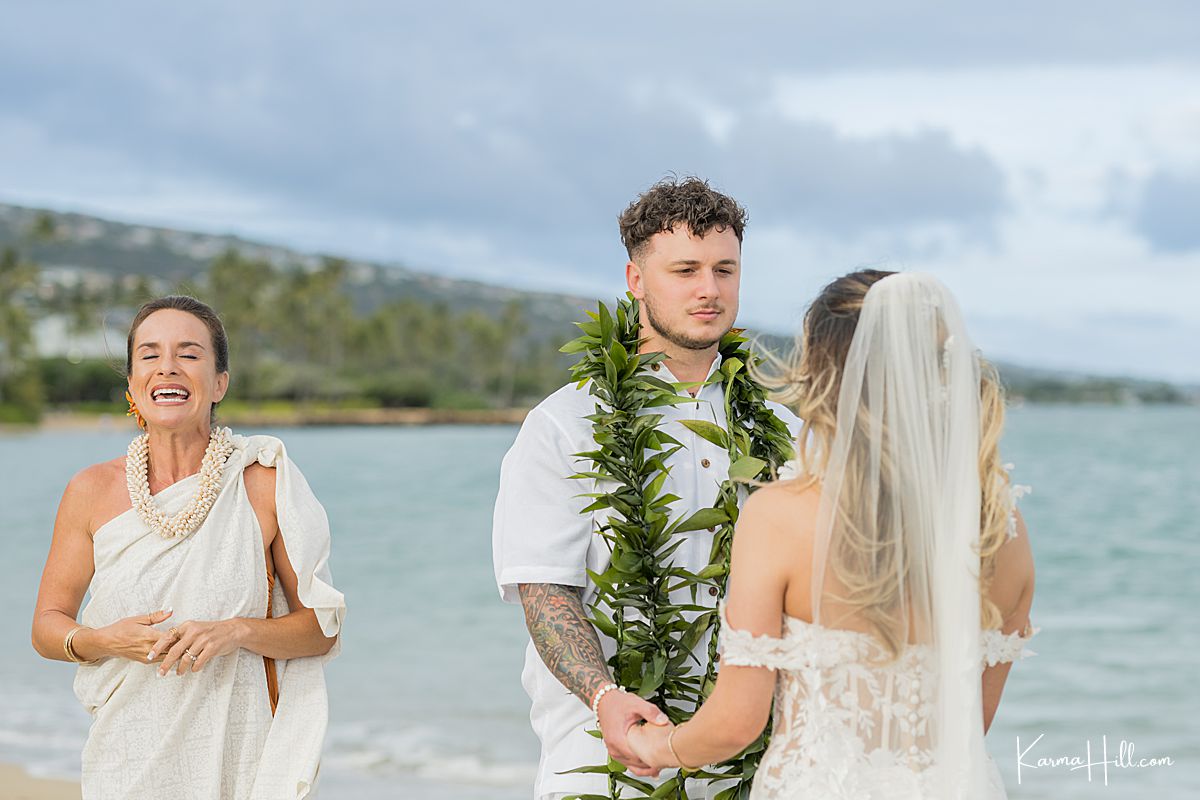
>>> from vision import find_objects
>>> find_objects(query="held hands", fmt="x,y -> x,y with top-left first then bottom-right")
627,721 -> 679,771
148,618 -> 246,676
596,690 -> 671,777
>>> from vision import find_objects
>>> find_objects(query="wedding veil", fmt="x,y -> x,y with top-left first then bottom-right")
811,272 -> 989,797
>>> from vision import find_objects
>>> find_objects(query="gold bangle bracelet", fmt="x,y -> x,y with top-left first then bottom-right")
64,625 -> 91,664
667,723 -> 698,772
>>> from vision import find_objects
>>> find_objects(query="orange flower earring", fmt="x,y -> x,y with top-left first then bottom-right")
125,390 -> 147,430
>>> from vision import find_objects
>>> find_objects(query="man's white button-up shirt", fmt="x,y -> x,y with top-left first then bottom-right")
492,356 -> 801,798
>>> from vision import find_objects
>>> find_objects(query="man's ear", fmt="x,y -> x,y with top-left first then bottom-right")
626,260 -> 644,299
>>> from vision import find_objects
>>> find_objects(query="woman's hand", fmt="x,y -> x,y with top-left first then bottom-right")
151,619 -> 247,676
627,720 -> 678,770
87,609 -> 174,663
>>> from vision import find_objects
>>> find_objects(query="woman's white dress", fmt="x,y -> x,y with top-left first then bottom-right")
719,606 -> 1035,799
73,434 -> 345,800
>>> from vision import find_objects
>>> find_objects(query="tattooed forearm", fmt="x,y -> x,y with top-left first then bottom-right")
518,583 -> 612,707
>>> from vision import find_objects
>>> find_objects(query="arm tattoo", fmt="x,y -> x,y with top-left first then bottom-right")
518,583 -> 612,707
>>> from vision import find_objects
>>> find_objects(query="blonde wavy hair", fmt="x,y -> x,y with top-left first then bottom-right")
759,270 -> 1013,653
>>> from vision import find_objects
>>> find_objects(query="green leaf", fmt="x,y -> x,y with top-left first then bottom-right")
728,455 -> 767,482
560,338 -> 591,354
679,419 -> 730,449
557,765 -> 615,775
721,357 -> 744,377
598,302 -> 614,341
612,773 -> 656,792
671,506 -> 730,534
609,340 -> 628,371
590,612 -> 618,638
642,469 -> 668,504
649,776 -> 681,797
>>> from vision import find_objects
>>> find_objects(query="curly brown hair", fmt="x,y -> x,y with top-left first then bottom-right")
618,176 -> 747,261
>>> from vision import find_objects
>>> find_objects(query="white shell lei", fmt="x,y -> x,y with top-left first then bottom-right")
126,427 -> 236,539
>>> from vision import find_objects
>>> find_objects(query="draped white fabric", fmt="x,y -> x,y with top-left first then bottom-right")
74,434 -> 344,800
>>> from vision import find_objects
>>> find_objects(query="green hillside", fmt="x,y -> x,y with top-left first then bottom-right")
0,203 -> 1192,424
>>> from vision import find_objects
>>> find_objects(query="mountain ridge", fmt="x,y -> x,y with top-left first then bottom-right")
2,201 -> 1193,404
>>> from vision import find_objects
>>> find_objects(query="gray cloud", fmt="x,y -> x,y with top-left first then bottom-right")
2,3 -> 1196,382
1134,170 -> 1200,253
0,3 -> 1012,279
713,120 -> 1005,234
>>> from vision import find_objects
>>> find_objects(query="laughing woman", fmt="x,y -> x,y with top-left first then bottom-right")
31,296 -> 345,800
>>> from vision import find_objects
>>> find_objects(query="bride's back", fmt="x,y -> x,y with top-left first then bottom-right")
768,478 -> 1031,646
724,476 -> 1032,799
729,270 -> 1036,798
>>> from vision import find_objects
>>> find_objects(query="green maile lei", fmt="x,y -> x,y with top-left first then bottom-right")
559,295 -> 794,800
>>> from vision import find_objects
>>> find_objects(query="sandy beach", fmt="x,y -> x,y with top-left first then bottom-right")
0,764 -> 78,800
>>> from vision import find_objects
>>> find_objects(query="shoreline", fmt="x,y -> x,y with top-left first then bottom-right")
0,764 -> 78,800
3,400 -> 1194,435
2,407 -> 531,433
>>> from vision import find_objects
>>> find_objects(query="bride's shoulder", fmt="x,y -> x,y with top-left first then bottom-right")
740,479 -> 820,538
753,472 -> 821,507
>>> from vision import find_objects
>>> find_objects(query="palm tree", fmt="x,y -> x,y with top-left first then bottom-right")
0,247 -> 40,405
208,248 -> 277,399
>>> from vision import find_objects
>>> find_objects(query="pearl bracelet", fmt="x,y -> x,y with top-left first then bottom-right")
591,682 -> 623,728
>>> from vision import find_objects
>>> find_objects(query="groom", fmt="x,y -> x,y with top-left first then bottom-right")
492,177 -> 799,800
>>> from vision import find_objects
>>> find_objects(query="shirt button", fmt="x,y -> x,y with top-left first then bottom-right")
701,458 -> 711,468
708,587 -> 719,597
651,363 -> 661,372
707,526 -> 716,532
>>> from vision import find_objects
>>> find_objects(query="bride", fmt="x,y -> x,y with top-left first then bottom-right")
629,270 -> 1036,798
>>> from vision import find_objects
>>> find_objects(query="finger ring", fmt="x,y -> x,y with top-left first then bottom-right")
185,649 -> 196,660
168,627 -> 179,638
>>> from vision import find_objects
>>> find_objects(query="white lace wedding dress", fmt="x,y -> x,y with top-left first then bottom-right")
719,606 -> 1035,799
719,274 -> 1035,799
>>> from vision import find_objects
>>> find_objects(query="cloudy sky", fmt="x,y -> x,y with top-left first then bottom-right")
3,2 -> 1198,381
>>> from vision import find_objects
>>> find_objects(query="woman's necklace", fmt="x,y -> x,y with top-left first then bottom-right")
126,427 -> 236,539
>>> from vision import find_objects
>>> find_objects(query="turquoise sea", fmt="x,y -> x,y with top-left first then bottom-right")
1,406 -> 1197,798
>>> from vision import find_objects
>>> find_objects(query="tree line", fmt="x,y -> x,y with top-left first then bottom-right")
0,215 -> 568,422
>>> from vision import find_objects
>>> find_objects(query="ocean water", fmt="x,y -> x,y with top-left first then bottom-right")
0,406 -> 1196,798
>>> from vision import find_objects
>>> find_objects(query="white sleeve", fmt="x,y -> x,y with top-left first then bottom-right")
492,406 -> 594,604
